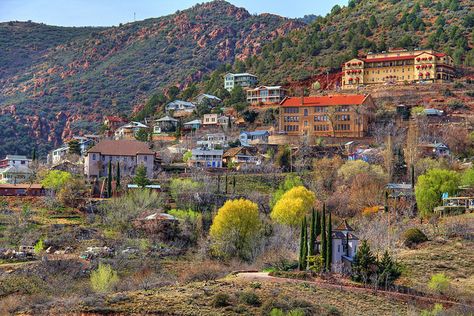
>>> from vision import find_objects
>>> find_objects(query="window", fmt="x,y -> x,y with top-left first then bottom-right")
144,156 -> 148,162
304,109 -> 308,116
92,154 -> 96,161
304,121 -> 308,127
338,245 -> 340,253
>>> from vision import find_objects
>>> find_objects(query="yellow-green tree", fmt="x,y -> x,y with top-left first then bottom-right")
90,263 -> 119,293
40,170 -> 72,194
271,186 -> 316,227
210,199 -> 261,261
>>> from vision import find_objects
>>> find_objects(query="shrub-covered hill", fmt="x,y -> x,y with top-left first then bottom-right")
209,0 -> 474,87
0,0 -> 302,157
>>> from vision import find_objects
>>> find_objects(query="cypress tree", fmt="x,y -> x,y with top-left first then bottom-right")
320,204 -> 327,269
384,191 -> 389,213
31,148 -> 37,162
411,164 -> 415,189
298,218 -> 305,270
116,161 -> 121,190
326,211 -> 332,271
302,216 -> 308,270
309,209 -> 316,256
315,210 -> 321,238
107,161 -> 112,198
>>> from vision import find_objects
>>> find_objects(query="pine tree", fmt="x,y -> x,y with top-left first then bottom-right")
378,250 -> 401,288
326,211 -> 332,271
134,165 -> 150,188
115,161 -> 121,190
351,240 -> 377,284
68,139 -> 81,156
320,204 -> 327,269
309,209 -> 316,256
107,161 -> 112,198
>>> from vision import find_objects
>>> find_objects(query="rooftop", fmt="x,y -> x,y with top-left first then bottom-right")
280,94 -> 369,107
0,184 -> 43,189
87,140 -> 154,156
335,219 -> 354,232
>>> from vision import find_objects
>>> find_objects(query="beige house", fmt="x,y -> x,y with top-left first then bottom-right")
84,140 -> 154,179
342,48 -> 455,89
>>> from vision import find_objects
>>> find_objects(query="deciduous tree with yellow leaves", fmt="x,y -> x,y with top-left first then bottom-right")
210,198 -> 261,261
270,186 -> 316,227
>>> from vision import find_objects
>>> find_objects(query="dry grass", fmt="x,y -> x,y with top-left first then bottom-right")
396,238 -> 474,302
81,277 -> 420,316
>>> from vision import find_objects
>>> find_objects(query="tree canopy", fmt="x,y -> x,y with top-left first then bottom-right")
271,186 -> 316,227
210,198 -> 261,261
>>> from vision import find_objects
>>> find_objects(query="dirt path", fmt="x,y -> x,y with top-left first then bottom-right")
235,272 -> 474,309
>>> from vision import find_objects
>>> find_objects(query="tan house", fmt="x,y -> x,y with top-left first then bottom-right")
342,48 -> 455,89
203,114 -> 218,126
84,140 -> 154,179
279,94 -> 374,138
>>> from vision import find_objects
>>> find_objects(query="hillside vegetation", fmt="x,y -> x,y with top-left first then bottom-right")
0,1 -> 301,157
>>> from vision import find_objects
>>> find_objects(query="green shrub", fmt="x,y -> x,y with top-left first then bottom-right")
90,263 -> 119,293
420,303 -> 443,316
239,290 -> 261,306
403,228 -> 428,247
212,293 -> 230,307
428,273 -> 450,294
34,238 -> 44,254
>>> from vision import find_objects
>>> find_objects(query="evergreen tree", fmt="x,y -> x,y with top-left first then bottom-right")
320,204 -> 327,269
68,139 -> 81,156
351,240 -> 377,284
31,148 -> 37,162
326,211 -> 332,271
115,161 -> 121,190
309,209 -> 316,256
315,210 -> 321,239
302,217 -> 308,270
134,165 -> 151,188
384,191 -> 389,213
378,251 -> 401,288
107,161 -> 112,198
298,218 -> 306,270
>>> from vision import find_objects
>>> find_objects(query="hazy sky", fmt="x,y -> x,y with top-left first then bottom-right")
0,0 -> 347,27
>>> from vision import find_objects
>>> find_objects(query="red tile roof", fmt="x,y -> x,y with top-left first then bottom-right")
280,94 -> 369,107
87,140 -> 154,156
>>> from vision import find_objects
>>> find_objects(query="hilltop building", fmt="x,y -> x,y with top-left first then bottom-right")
342,49 -> 455,89
114,122 -> 149,140
224,73 -> 257,91
246,86 -> 287,105
189,148 -> 223,168
84,140 -> 155,179
279,94 -> 374,138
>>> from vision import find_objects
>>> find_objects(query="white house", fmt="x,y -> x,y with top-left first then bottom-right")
165,100 -> 196,112
317,220 -> 359,273
224,73 -> 258,91
239,131 -> 270,147
195,94 -> 222,106
197,133 -> 228,149
0,155 -> 33,184
114,122 -> 149,140
189,148 -> 223,168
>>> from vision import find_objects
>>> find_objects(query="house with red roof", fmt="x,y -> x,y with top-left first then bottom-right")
279,94 -> 374,138
342,48 -> 455,89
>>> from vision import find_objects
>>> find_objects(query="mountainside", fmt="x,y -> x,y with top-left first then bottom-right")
0,0 -> 302,157
221,0 -> 474,87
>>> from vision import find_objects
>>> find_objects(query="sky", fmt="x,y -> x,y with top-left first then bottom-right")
0,0 -> 347,27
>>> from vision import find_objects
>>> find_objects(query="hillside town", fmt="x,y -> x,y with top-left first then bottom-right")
1,1 -> 474,315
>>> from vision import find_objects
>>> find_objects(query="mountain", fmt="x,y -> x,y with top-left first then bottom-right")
220,0 -> 474,87
0,0 -> 302,158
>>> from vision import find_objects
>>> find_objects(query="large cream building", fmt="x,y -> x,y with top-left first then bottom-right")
342,49 -> 455,89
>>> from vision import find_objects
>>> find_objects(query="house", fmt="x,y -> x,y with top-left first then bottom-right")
195,94 -> 222,107
183,119 -> 202,131
279,94 -> 374,138
197,133 -> 228,149
0,184 -> 45,196
223,147 -> 260,167
0,155 -> 31,169
203,114 -> 218,126
50,146 -> 69,165
246,86 -> 287,105
224,73 -> 258,91
418,142 -> 450,158
104,116 -> 128,130
153,116 -> 178,134
189,148 -> 223,168
114,122 -> 149,140
239,131 -> 270,147
84,140 -> 155,179
342,48 -> 455,89
217,115 -> 232,127
316,220 -> 359,273
0,155 -> 33,184
165,100 -> 196,113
